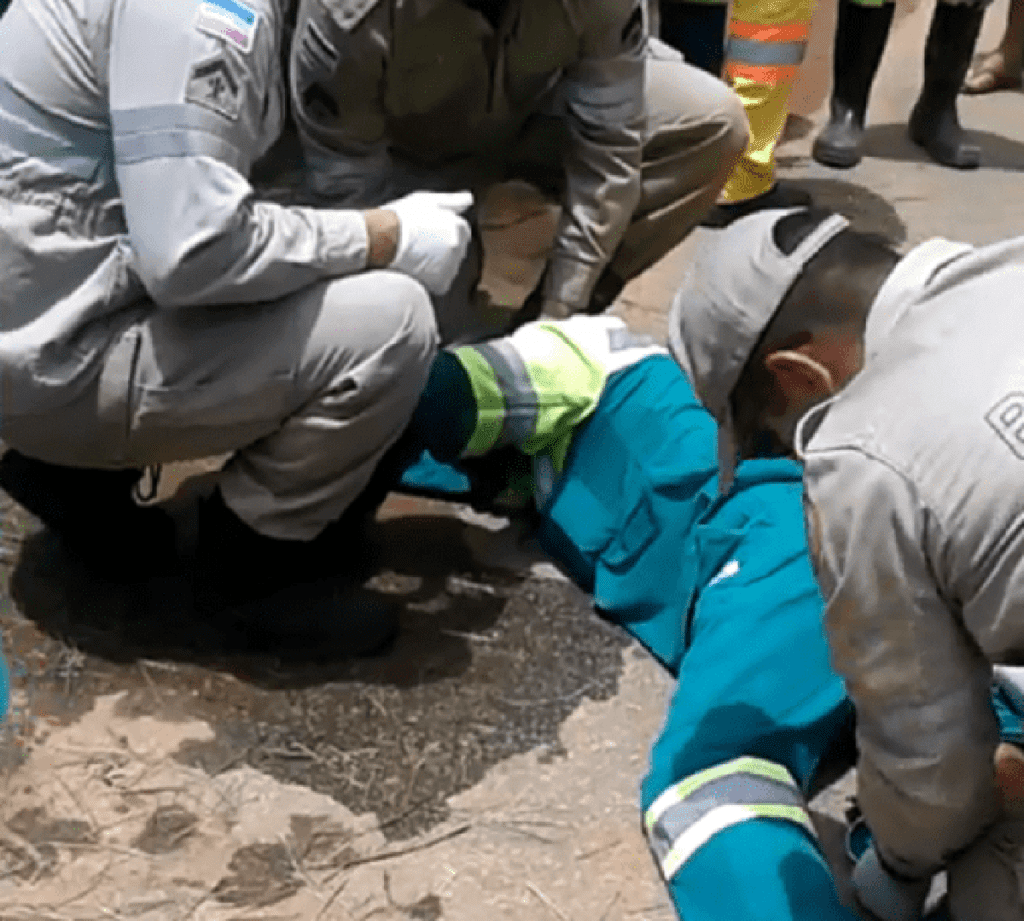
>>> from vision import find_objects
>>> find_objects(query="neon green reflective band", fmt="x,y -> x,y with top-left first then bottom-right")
456,346 -> 506,457
645,756 -> 797,832
849,0 -> 892,7
514,323 -> 606,456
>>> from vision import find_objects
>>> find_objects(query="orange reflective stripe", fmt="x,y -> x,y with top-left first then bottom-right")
728,19 -> 811,42
726,61 -> 801,85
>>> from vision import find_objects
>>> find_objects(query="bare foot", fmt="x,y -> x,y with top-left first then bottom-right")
963,49 -> 1023,94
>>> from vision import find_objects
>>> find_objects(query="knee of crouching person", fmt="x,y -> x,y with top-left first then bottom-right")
382,272 -> 439,374
720,92 -> 751,165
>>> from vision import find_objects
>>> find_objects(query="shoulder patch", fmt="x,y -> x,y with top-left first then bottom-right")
185,55 -> 244,121
195,0 -> 261,54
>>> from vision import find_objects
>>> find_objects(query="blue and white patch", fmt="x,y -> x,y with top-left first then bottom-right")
195,0 -> 260,54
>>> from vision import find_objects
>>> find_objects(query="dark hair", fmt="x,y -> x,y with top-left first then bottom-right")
729,209 -> 900,456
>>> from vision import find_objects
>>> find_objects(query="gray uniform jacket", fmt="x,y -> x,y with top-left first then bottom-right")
0,0 -> 369,418
796,236 -> 1024,878
290,0 -> 647,313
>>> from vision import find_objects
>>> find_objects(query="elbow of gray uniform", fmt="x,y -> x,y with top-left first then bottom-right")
860,745 -> 1001,876
134,250 -> 206,309
132,228 -> 240,309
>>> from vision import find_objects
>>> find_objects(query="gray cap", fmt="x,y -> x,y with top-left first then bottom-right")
668,208 -> 850,490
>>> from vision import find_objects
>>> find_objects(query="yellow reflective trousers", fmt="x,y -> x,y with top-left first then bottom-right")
721,0 -> 817,201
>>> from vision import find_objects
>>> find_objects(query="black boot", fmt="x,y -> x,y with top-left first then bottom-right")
0,449 -> 175,578
193,489 -> 399,658
908,3 -> 985,169
701,181 -> 814,228
812,0 -> 895,168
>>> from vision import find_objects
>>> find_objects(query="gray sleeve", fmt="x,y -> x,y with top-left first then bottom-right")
542,0 -> 645,312
108,1 -> 368,308
804,447 -> 1000,878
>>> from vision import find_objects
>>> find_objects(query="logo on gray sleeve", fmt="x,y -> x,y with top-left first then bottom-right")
986,393 -> 1024,459
185,56 -> 243,121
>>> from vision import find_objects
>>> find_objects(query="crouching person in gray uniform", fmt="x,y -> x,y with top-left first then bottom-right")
670,207 -> 1024,920
0,0 -> 477,653
289,0 -> 750,321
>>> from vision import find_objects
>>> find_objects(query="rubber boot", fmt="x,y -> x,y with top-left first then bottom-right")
0,449 -> 175,579
193,489 -> 399,659
812,0 -> 895,168
908,2 -> 985,169
701,180 -> 813,228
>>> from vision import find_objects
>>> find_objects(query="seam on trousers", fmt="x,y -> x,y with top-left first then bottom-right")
97,325 -> 142,466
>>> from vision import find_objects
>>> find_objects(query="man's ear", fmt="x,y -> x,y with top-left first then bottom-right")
763,349 -> 835,407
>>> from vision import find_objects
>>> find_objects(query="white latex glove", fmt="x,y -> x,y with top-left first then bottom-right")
384,191 -> 474,295
852,845 -> 930,921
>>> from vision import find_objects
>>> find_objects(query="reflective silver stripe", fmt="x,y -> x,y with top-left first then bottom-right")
534,454 -> 556,508
725,37 -> 807,66
0,78 -> 113,184
649,773 -> 805,850
564,81 -> 637,108
562,70 -> 644,124
474,341 -> 539,450
111,105 -> 247,171
607,327 -> 656,352
645,758 -> 814,880
657,803 -> 815,879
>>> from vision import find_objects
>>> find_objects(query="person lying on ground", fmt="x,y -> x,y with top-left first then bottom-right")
394,312 -> 1024,921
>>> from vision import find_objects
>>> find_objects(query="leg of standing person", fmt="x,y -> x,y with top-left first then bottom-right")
814,0 -> 991,169
908,0 -> 990,168
964,0 -> 1024,93
704,0 -> 818,225
812,0 -> 895,168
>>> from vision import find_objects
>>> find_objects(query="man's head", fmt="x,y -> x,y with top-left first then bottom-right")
670,208 -> 900,486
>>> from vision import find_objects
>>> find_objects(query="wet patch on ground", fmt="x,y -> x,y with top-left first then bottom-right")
0,492 -> 631,842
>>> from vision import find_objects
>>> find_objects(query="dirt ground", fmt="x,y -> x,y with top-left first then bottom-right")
0,487 -> 660,921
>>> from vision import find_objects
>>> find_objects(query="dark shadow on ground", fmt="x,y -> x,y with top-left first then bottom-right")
777,175 -> 910,244
0,494 -> 630,840
861,123 -> 1024,172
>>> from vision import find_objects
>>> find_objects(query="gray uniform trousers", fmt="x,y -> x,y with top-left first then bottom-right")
3,273 -> 438,542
